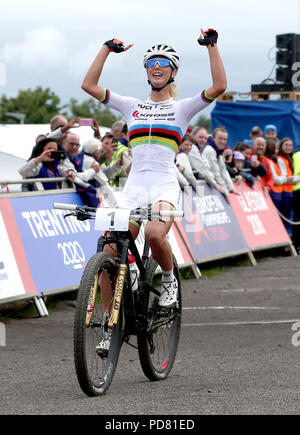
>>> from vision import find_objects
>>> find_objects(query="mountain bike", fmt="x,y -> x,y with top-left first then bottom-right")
53,203 -> 184,396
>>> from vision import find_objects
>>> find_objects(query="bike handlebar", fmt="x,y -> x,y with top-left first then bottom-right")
53,203 -> 78,211
53,203 -> 184,219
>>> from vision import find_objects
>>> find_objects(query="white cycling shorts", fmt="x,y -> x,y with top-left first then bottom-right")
117,170 -> 181,211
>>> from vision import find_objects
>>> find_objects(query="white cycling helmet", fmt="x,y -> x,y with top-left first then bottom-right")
143,44 -> 180,70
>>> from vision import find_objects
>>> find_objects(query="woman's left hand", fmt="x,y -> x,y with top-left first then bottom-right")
198,28 -> 218,47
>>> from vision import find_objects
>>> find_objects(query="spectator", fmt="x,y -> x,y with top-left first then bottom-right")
265,138 -> 286,211
264,124 -> 280,151
61,133 -> 100,207
18,138 -> 67,190
50,115 -> 68,132
223,147 -> 243,183
292,148 -> 300,251
100,133 -> 124,187
243,126 -> 263,146
48,116 -> 102,143
47,116 -> 81,143
110,120 -> 126,141
203,126 -> 236,200
252,137 -> 274,195
234,142 -> 267,178
36,134 -> 47,144
113,140 -> 132,181
109,121 -> 132,177
233,151 -> 255,188
277,138 -> 300,234
176,133 -> 200,189
82,138 -> 117,206
188,127 -> 226,194
264,124 -> 278,140
119,123 -> 130,147
223,148 -> 254,188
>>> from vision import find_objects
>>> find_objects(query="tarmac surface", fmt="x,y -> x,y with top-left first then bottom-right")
1,254 -> 300,415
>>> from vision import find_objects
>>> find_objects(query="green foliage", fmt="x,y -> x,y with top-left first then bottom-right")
0,86 -> 68,124
192,115 -> 211,132
69,98 -> 118,128
0,87 -> 119,128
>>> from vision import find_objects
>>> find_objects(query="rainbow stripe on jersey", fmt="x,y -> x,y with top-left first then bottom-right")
100,89 -> 110,105
129,124 -> 183,153
201,90 -> 215,104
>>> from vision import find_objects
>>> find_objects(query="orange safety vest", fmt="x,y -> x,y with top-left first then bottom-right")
267,158 -> 283,193
277,156 -> 294,193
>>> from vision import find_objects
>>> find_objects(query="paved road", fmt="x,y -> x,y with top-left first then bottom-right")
1,255 -> 300,415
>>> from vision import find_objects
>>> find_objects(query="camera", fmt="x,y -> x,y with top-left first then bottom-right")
51,150 -> 67,161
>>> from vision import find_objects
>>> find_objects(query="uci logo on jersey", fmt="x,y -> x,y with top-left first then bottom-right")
138,104 -> 152,110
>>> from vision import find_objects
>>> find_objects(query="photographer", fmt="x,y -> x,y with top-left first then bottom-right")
18,138 -> 71,190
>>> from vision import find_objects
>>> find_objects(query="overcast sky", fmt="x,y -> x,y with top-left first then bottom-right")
0,0 -> 300,120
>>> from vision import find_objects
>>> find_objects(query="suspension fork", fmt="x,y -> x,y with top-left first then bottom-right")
108,239 -> 130,329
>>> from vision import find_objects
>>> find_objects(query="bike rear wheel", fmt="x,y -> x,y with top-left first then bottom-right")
73,252 -> 123,396
137,256 -> 182,381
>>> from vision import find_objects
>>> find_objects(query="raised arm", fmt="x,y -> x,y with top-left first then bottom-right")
81,39 -> 133,100
198,29 -> 227,99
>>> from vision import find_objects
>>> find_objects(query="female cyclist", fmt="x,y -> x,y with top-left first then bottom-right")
81,29 -> 226,312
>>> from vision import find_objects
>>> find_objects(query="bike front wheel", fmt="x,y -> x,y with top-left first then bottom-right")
137,256 -> 182,381
73,252 -> 123,396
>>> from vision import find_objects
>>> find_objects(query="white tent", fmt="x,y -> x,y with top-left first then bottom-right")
0,124 -> 110,160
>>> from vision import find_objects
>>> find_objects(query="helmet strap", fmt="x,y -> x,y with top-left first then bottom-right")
148,71 -> 174,92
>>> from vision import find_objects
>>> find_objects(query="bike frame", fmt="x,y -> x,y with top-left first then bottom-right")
97,230 -> 160,335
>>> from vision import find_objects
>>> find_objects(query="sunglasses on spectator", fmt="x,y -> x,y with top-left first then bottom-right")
67,142 -> 80,147
146,58 -> 172,68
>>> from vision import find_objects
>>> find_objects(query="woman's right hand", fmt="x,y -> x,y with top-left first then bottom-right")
35,150 -> 54,164
104,38 -> 134,53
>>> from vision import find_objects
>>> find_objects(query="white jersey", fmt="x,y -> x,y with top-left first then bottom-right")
100,89 -> 214,174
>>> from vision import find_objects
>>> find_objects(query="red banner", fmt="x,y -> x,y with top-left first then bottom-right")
229,181 -> 290,249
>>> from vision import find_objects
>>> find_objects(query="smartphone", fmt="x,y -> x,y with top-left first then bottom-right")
51,150 -> 67,161
251,155 -> 258,163
79,118 -> 94,127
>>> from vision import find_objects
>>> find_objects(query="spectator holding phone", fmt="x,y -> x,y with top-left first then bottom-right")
251,137 -> 274,195
99,133 -> 125,187
234,142 -> 267,178
18,138 -> 68,190
61,133 -> 101,207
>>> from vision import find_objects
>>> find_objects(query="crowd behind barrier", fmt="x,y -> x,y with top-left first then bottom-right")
0,114 -> 299,313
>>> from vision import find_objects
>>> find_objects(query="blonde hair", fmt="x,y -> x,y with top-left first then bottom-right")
170,83 -> 179,100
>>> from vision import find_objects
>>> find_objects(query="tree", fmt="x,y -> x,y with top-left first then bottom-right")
0,86 -> 120,127
192,115 -> 211,132
68,98 -> 118,128
0,86 -> 67,124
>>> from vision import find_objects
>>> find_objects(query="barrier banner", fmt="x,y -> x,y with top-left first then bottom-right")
1,191 -> 193,302
229,181 -> 291,249
0,198 -> 38,300
8,192 -> 102,296
176,185 -> 249,263
0,208 -> 27,300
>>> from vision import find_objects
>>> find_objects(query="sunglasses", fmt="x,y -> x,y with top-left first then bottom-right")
67,142 -> 80,147
146,58 -> 172,69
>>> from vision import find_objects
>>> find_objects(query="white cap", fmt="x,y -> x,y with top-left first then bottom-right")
82,138 -> 101,155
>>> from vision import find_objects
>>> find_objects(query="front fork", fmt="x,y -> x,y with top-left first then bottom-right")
108,240 -> 130,329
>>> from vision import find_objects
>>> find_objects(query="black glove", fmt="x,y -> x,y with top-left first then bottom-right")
104,39 -> 125,53
198,29 -> 218,47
